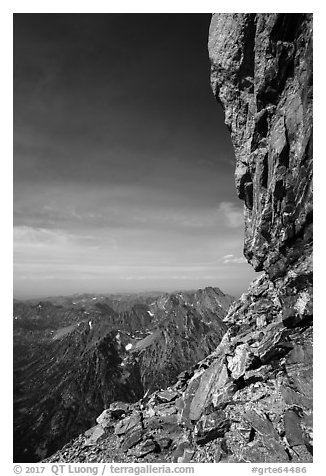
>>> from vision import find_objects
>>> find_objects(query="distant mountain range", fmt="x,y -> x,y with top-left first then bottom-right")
13,287 -> 234,462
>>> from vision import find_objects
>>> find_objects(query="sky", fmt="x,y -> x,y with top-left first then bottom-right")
13,13 -> 258,299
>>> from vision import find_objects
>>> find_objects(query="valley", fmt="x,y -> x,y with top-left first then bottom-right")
13,287 -> 233,462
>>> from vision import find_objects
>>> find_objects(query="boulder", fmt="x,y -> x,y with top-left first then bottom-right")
172,437 -> 193,463
109,401 -> 130,419
128,438 -> 159,458
114,413 -> 143,436
121,428 -> 144,451
183,358 -> 230,423
83,425 -> 105,446
243,410 -> 279,439
257,324 -> 293,364
194,410 -> 230,445
281,386 -> 312,409
227,343 -> 253,379
284,410 -> 304,447
96,410 -> 113,429
282,293 -> 312,328
143,416 -> 163,431
155,404 -> 177,417
175,397 -> 184,412
156,389 -> 179,403
179,375 -> 201,427
177,448 -> 194,463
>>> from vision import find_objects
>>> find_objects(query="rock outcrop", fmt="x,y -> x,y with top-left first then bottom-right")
209,13 -> 313,279
44,13 -> 313,464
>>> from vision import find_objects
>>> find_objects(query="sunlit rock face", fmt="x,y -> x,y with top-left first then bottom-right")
209,13 -> 312,277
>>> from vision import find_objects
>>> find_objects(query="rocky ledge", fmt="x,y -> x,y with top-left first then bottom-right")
44,13 -> 313,463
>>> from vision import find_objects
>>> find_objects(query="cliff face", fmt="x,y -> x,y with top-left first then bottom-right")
44,14 -> 313,464
209,14 -> 313,279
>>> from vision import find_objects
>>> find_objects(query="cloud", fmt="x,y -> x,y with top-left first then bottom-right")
218,202 -> 244,228
13,226 -> 101,248
221,254 -> 247,264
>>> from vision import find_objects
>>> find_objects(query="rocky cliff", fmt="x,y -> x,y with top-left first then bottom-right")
44,13 -> 313,464
209,14 -> 312,281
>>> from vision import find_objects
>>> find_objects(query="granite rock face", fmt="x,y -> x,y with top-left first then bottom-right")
44,14 -> 313,464
209,13 -> 313,276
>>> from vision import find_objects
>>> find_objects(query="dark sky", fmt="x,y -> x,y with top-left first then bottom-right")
13,13 -> 257,299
